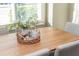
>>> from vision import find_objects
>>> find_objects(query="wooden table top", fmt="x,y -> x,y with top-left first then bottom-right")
0,27 -> 79,56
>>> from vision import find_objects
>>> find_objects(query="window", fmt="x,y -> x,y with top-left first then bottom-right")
48,3 -> 53,26
0,3 -> 43,25
72,4 -> 79,24
0,3 -> 11,25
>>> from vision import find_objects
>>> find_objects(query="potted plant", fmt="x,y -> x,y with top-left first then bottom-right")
7,16 -> 40,42
7,5 -> 40,44
7,6 -> 38,32
7,16 -> 38,32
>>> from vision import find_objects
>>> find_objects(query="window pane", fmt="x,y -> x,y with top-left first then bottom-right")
0,4 -> 11,25
0,3 -> 42,25
15,3 -> 42,23
73,4 -> 79,24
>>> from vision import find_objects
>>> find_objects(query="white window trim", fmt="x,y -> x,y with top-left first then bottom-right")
11,3 -> 16,22
72,4 -> 79,24
72,4 -> 77,23
48,3 -> 53,26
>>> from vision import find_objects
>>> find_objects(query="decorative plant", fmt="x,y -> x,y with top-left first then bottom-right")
7,16 -> 38,32
7,4 -> 38,32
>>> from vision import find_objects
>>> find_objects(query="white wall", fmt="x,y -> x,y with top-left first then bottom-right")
53,3 -> 74,30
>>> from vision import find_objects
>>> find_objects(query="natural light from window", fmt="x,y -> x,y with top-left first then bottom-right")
72,3 -> 79,24
0,3 -> 42,25
0,4 -> 11,25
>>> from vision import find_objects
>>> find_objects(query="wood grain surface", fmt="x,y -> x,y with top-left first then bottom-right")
0,27 -> 79,56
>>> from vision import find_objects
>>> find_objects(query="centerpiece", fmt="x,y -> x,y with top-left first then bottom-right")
7,7 -> 40,44
8,17 -> 40,44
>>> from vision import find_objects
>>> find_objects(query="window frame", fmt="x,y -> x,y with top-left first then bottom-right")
0,3 -> 46,34
72,4 -> 79,24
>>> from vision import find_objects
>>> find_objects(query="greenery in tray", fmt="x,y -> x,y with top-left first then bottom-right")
7,16 -> 38,32
7,4 -> 38,32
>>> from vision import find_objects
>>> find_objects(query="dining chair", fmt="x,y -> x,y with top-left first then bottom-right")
26,48 -> 50,56
64,22 -> 79,35
54,40 -> 79,56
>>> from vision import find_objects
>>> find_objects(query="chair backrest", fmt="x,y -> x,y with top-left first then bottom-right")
64,22 -> 79,35
54,40 -> 79,56
26,48 -> 50,56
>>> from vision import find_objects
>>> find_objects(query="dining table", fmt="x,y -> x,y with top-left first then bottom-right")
0,27 -> 79,56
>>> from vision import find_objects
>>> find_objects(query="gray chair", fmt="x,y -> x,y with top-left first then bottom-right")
54,40 -> 79,56
64,22 -> 79,35
26,48 -> 50,56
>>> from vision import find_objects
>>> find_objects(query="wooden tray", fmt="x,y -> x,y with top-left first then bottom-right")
16,30 -> 40,44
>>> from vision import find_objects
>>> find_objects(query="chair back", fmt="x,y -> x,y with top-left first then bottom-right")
64,22 -> 79,35
54,40 -> 79,56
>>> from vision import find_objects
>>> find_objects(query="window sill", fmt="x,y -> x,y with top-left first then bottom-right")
0,22 -> 45,35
